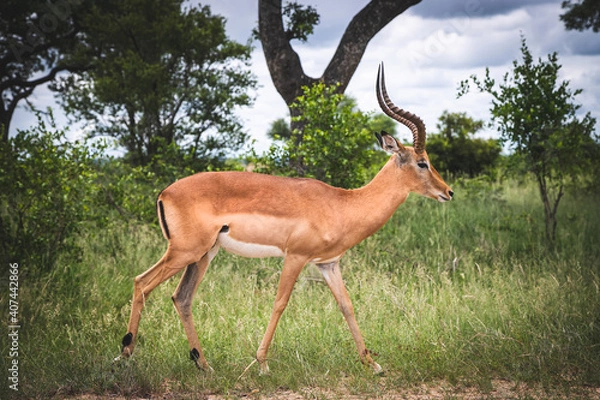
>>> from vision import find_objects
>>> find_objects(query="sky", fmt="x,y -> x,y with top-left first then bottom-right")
11,0 -> 600,153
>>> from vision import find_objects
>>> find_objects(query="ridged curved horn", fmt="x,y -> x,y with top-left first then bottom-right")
376,63 -> 426,154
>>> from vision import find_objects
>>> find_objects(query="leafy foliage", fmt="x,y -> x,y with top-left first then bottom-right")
0,114 -> 102,272
459,36 -> 597,241
426,111 -> 502,177
282,2 -> 320,42
0,0 -> 87,139
367,113 -> 397,137
53,0 -> 256,167
93,159 -> 192,226
252,1 -> 320,43
266,118 -> 293,141
253,83 -> 384,189
266,100 -> 397,143
560,0 -> 600,32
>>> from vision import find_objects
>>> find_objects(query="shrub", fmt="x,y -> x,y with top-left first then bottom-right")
425,111 -> 502,177
0,117 -> 102,272
252,83 -> 384,189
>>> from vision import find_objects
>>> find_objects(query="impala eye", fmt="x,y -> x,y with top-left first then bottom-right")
417,162 -> 428,169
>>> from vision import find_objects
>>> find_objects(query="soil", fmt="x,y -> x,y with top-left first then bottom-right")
62,380 -> 600,399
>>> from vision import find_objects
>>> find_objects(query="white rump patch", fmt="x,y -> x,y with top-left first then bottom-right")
217,231 -> 285,259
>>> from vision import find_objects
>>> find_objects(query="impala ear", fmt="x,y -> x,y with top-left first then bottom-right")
375,131 -> 405,154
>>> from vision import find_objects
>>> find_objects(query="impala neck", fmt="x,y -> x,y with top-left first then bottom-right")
345,155 -> 411,239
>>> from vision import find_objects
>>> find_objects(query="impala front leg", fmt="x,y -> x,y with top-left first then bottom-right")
256,254 -> 307,374
317,261 -> 383,374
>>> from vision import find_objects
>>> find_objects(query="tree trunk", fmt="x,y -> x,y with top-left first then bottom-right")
258,0 -> 422,127
536,173 -> 564,243
1,107 -> 11,143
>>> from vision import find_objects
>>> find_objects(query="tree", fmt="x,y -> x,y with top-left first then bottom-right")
53,0 -> 256,167
257,0 -> 421,132
0,0 -> 88,141
265,98 -> 397,142
253,83 -> 383,188
459,37 -> 597,242
266,118 -> 292,141
368,113 -> 397,138
560,0 -> 600,32
426,111 -> 502,177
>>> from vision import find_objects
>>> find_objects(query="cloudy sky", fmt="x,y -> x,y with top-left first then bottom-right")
12,0 -> 600,152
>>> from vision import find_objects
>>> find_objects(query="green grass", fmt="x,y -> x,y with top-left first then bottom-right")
2,178 -> 599,398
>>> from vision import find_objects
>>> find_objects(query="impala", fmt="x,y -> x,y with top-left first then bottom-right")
118,63 -> 453,374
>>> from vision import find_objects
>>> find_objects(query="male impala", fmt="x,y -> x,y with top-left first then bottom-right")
118,63 -> 453,374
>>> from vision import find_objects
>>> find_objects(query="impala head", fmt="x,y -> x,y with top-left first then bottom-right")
375,63 -> 453,202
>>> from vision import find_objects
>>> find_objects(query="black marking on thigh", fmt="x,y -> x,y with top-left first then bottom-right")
173,263 -> 199,305
190,348 -> 200,361
219,225 -> 229,233
158,200 -> 170,239
121,332 -> 133,350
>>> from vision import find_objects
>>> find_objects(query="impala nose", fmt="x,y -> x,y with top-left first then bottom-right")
449,190 -> 454,198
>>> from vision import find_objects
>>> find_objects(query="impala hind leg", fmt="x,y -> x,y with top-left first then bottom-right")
256,255 -> 307,374
120,249 -> 197,359
317,261 -> 383,374
171,246 -> 218,371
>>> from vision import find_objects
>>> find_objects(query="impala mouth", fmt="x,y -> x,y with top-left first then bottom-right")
438,194 -> 451,202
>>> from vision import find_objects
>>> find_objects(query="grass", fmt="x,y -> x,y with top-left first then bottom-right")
2,177 -> 599,399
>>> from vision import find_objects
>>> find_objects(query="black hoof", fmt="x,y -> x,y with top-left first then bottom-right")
121,332 -> 133,351
190,348 -> 200,361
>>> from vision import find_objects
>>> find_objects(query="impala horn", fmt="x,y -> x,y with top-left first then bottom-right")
376,62 -> 427,154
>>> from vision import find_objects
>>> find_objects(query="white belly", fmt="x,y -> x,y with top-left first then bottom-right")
217,231 -> 285,258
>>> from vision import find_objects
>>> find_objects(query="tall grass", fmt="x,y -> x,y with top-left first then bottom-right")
2,177 -> 599,398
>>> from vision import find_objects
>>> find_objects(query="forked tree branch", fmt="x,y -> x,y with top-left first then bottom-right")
258,0 -> 422,106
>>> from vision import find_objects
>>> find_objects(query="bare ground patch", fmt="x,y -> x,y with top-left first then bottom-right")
60,380 -> 600,400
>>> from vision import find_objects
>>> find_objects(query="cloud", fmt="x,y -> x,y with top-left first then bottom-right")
202,0 -> 257,43
409,0 -> 555,20
337,0 -> 600,143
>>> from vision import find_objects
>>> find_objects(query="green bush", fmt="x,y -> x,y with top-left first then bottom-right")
0,117 -> 103,272
252,83 -> 385,189
94,158 -> 190,226
425,111 -> 503,177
